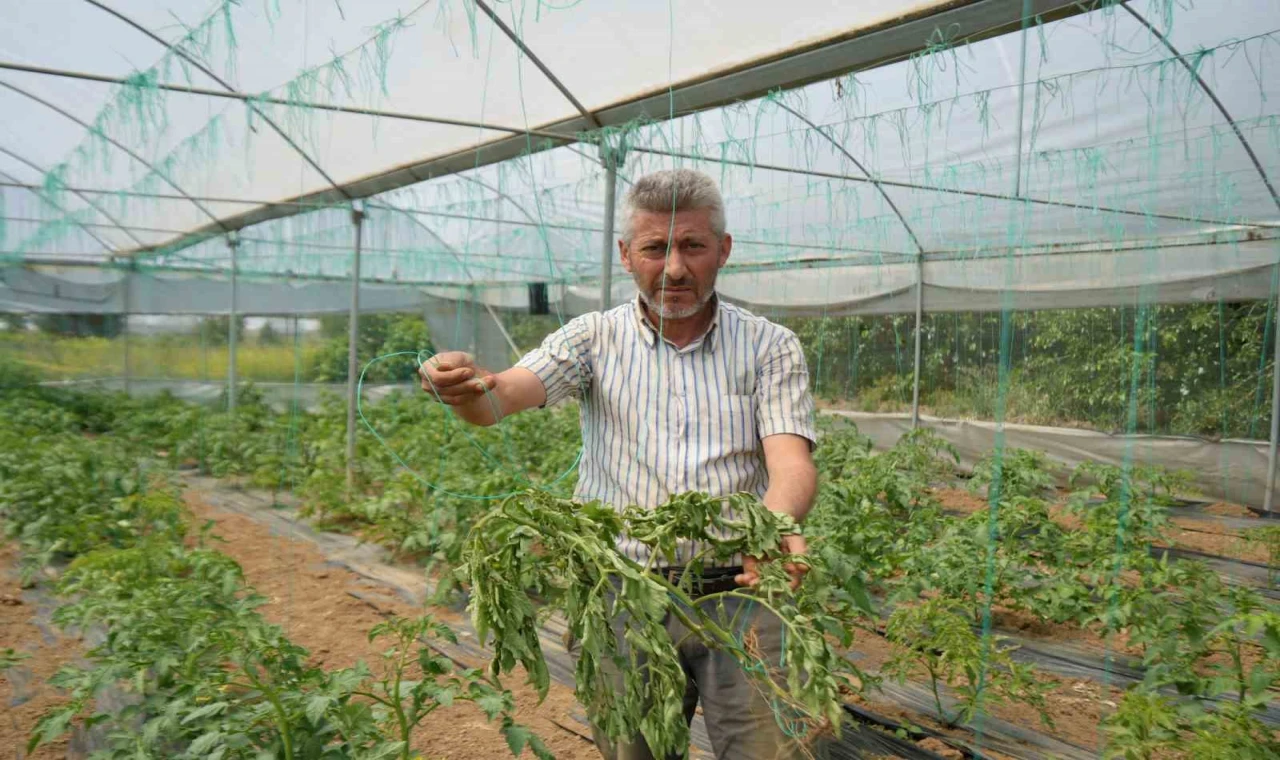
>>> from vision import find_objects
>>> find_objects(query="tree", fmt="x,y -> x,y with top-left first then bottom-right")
33,314 -> 124,338
308,313 -> 432,383
258,321 -> 283,346
194,316 -> 246,347
0,313 -> 29,332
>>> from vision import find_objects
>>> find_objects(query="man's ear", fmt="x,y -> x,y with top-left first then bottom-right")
618,239 -> 633,273
717,233 -> 732,268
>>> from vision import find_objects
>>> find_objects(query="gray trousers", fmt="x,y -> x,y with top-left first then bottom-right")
590,592 -> 822,760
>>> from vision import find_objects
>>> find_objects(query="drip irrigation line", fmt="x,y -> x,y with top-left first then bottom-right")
0,60 -> 577,143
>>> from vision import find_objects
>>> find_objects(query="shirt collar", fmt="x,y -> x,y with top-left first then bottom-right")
631,294 -> 722,353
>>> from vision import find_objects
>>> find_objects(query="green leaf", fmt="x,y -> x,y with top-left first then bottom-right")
503,722 -> 532,755
476,691 -> 508,720
187,730 -> 224,756
305,694 -> 332,725
527,733 -> 556,760
180,701 -> 229,724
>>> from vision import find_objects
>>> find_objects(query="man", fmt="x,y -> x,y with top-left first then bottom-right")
419,168 -> 818,760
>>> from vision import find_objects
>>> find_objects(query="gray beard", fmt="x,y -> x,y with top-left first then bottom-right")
638,284 -> 715,320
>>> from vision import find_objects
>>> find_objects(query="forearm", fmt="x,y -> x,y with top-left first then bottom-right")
450,394 -> 502,426
432,366 -> 547,427
762,458 -> 817,523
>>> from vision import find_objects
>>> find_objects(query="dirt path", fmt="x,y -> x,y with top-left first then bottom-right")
184,491 -> 601,760
0,543 -> 83,760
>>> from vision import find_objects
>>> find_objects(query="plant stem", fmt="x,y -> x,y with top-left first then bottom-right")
247,672 -> 294,760
926,663 -> 948,727
392,633 -> 412,760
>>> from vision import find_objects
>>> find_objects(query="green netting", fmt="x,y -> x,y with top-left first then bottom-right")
2,0 -> 1280,757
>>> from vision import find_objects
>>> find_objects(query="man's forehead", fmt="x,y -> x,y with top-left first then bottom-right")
630,208 -> 718,237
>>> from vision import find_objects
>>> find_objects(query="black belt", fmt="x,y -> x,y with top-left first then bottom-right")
654,565 -> 744,596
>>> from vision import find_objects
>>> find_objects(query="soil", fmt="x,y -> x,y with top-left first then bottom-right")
847,622 -> 1119,755
930,488 -> 989,515
0,543 -> 83,760
1165,518 -> 1270,563
182,492 -> 601,760
932,488 -> 1275,566
1204,502 -> 1259,518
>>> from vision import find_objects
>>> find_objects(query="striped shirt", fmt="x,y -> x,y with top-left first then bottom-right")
516,295 -> 816,567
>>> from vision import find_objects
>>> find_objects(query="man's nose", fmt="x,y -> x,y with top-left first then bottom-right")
664,249 -> 690,280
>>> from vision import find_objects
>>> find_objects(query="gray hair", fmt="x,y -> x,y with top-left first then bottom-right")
620,168 -> 726,242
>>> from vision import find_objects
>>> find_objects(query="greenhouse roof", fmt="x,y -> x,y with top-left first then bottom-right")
2,0 -> 1280,313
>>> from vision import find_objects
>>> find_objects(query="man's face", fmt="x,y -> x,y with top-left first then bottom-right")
619,207 -> 732,320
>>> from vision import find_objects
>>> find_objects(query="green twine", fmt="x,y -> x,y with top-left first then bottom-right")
1249,264 -> 1280,439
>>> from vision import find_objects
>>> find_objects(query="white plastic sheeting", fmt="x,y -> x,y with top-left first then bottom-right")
8,226 -> 1277,319
829,409 -> 1273,509
1,0 -> 1277,301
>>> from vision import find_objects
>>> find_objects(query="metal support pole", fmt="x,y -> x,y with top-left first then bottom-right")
1265,284 -> 1280,514
599,142 -> 624,311
345,202 -> 366,496
120,264 -> 132,395
910,254 -> 925,429
227,233 -> 239,414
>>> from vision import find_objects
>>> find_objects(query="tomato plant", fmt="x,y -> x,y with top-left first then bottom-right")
883,598 -> 1052,729
462,490 -> 876,757
1244,525 -> 1280,586
968,447 -> 1057,500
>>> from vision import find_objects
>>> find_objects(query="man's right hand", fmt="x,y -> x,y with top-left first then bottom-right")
418,351 -> 497,406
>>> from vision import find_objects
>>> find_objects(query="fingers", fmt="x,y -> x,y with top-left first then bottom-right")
418,351 -> 489,403
424,375 -> 496,405
782,561 -> 809,591
427,351 -> 475,372
418,353 -> 497,405
737,554 -> 809,590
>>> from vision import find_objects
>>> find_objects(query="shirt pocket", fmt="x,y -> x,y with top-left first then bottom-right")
714,394 -> 758,455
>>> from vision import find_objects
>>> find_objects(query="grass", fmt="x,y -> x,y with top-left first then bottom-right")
0,332 -> 321,383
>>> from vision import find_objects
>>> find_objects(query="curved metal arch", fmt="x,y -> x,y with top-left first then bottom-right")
1120,1 -> 1280,213
380,172 -> 572,279
0,79 -> 227,231
471,0 -> 600,129
457,173 -> 571,278
771,99 -> 926,255
376,200 -> 522,356
372,201 -> 481,283
0,167 -> 117,254
80,0 -> 354,235
0,145 -> 144,248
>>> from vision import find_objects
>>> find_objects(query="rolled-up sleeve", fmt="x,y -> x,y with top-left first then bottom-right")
515,314 -> 596,407
755,328 -> 817,447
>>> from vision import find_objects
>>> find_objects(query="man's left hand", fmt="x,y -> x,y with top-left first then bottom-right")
736,534 -> 808,591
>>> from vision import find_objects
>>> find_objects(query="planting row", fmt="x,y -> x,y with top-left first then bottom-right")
2,360 -> 1279,757
0,379 -> 553,759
